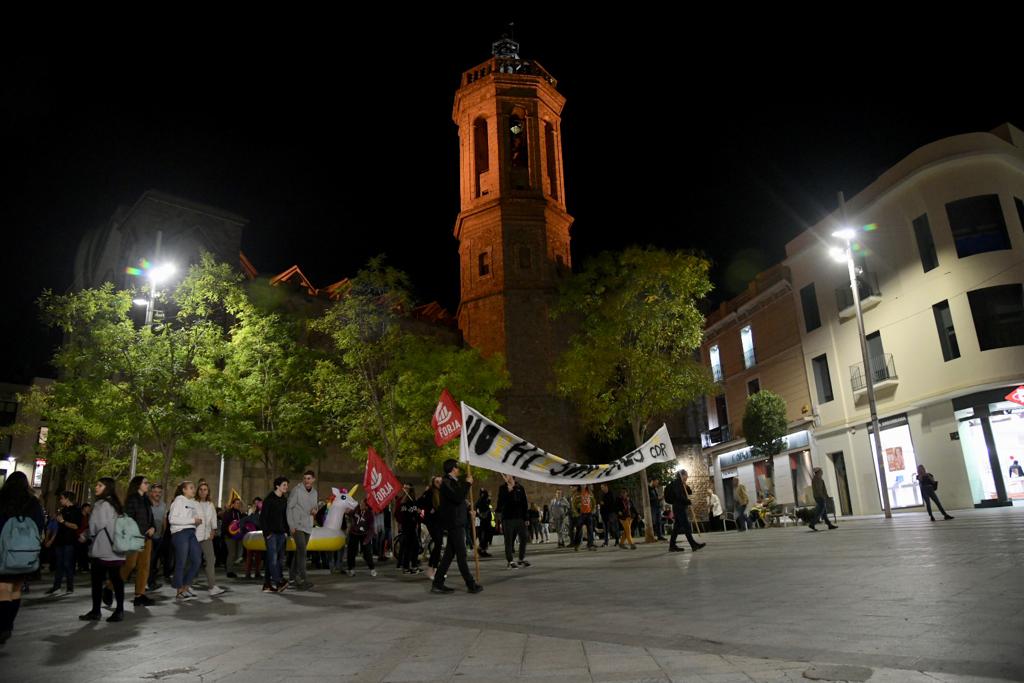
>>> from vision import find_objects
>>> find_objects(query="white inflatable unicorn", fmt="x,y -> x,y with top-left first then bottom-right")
242,485 -> 360,552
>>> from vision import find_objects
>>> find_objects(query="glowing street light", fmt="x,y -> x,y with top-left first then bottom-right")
832,196 -> 891,519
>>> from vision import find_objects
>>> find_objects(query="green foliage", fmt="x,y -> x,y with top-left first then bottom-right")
742,389 -> 788,497
311,257 -> 509,474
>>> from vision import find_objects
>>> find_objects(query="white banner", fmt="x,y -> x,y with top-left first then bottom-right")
458,403 -> 676,484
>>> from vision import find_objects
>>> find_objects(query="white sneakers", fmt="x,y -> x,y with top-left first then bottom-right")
209,586 -> 226,597
370,569 -> 378,577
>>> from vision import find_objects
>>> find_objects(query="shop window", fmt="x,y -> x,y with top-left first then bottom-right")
790,450 -> 814,506
811,354 -> 834,404
867,416 -> 922,509
945,194 -> 1011,258
800,283 -> 821,332
912,213 -> 939,272
478,252 -> 491,277
932,300 -> 961,361
747,378 -> 760,396
967,283 -> 1024,351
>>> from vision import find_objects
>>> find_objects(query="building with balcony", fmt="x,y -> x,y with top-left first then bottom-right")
700,265 -> 819,513
785,123 -> 1024,515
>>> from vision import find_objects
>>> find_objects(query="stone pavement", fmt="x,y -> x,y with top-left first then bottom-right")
2,507 -> 1022,682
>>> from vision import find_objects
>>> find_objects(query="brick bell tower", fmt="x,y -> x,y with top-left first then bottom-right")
453,35 -> 576,457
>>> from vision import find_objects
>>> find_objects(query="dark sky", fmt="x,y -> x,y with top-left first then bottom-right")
2,16 -> 1019,383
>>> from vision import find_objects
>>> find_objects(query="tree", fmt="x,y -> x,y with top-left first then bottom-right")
39,255 -> 232,489
554,247 -> 715,542
742,389 -> 788,498
310,257 -> 509,475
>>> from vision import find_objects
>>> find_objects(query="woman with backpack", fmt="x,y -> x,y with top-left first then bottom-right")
195,482 -> 225,596
0,471 -> 45,644
168,481 -> 203,601
80,477 -> 126,622
119,475 -> 155,607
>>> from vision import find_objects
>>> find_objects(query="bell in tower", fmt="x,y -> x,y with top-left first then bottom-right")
451,37 -> 577,458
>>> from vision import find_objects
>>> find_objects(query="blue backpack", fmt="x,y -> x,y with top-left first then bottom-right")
0,515 -> 42,574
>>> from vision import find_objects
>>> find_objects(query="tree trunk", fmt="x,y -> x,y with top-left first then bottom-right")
161,442 -> 175,492
765,457 -> 775,499
633,422 -> 657,543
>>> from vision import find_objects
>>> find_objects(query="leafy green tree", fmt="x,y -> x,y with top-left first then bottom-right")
742,389 -> 788,498
311,257 -> 508,475
554,247 -> 714,542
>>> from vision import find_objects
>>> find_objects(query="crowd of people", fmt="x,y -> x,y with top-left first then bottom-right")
0,459 -> 958,643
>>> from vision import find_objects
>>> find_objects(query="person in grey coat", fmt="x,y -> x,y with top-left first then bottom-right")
287,470 -> 319,590
80,478 -> 126,622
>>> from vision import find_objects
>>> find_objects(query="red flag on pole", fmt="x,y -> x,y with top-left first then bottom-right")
432,388 -> 463,446
363,447 -> 401,513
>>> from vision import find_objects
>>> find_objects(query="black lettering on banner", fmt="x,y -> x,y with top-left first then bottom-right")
503,440 -> 540,467
465,414 -> 482,444
549,462 -> 571,477
519,452 -> 547,471
474,424 -> 501,456
648,442 -> 668,461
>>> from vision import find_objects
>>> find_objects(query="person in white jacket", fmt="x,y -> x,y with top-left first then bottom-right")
195,482 -> 225,596
168,481 -> 203,601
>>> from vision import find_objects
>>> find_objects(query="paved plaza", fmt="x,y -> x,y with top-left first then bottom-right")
3,507 -> 1022,682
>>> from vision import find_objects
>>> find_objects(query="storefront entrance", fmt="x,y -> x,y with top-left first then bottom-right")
955,393 -> 1023,506
867,414 -> 922,509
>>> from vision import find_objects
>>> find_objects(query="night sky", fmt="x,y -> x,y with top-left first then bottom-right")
2,16 -> 1018,383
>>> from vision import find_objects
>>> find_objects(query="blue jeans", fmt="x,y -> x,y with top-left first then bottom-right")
735,505 -> 748,531
172,529 -> 202,590
265,532 -> 287,585
52,544 -> 76,590
574,513 -> 595,547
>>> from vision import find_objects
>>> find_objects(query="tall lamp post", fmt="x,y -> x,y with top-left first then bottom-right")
829,193 -> 891,519
128,231 -> 176,480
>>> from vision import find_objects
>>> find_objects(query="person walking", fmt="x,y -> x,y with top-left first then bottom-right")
616,489 -> 638,549
146,485 -> 168,590
397,485 -> 422,574
430,459 -> 483,595
549,489 -> 570,548
345,498 -> 377,577
243,498 -> 264,581
195,482 -> 226,596
418,477 -> 444,580
120,476 -> 155,606
916,465 -> 954,522
474,489 -> 494,558
707,491 -> 724,532
167,481 -> 204,601
732,478 -> 749,532
665,469 -> 706,552
46,491 -> 81,597
571,485 -> 597,551
809,468 -> 838,530
80,477 -> 127,622
496,474 -> 530,569
260,478 -> 290,592
0,472 -> 45,643
648,478 -> 667,541
600,483 -> 619,547
540,505 -> 550,543
288,470 -> 318,591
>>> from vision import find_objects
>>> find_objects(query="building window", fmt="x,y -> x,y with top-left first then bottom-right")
967,283 -> 1024,351
544,122 -> 558,200
912,213 -> 939,272
509,113 -> 528,168
710,344 -> 723,381
715,394 -> 729,430
800,283 -> 821,332
478,252 -> 491,277
740,325 -> 755,368
945,194 -> 1011,258
811,354 -> 834,404
747,378 -> 760,395
518,246 -> 532,270
473,118 -> 489,198
1015,197 -> 1024,233
932,300 -> 961,361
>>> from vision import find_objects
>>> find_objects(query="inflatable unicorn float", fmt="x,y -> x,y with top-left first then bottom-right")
242,485 -> 360,553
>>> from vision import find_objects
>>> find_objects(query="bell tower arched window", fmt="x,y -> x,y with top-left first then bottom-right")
544,121 -> 558,200
473,118 -> 489,198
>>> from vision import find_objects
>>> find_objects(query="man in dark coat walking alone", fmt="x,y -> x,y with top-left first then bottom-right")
431,459 -> 484,595
664,469 -> 706,553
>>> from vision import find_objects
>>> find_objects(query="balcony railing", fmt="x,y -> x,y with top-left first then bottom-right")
743,348 -> 756,369
702,424 -> 732,448
836,270 -> 882,318
850,353 -> 897,393
711,364 -> 724,382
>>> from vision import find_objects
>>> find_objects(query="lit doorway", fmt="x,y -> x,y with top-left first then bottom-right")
829,451 -> 852,516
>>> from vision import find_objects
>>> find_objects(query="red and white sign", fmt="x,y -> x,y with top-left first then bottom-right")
363,446 -> 401,513
431,388 -> 463,446
1006,385 -> 1024,407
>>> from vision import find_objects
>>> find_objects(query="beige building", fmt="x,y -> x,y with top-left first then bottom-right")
700,265 -> 819,513
785,123 -> 1024,515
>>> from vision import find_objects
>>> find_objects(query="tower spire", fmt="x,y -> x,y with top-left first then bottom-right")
491,23 -> 519,59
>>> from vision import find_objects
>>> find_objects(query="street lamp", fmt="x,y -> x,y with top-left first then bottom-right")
830,198 -> 892,519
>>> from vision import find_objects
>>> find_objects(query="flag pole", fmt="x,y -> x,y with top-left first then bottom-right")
467,462 -> 481,584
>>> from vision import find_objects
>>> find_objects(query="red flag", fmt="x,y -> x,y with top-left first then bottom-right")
363,447 -> 401,513
432,388 -> 463,446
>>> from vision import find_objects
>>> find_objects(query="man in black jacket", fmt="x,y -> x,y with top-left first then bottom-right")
496,474 -> 530,569
260,477 -> 290,592
431,459 -> 483,595
664,469 -> 706,553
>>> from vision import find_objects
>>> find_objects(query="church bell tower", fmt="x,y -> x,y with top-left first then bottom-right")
453,36 -> 576,456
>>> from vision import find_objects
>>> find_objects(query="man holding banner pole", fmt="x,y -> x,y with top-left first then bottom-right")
430,459 -> 483,595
